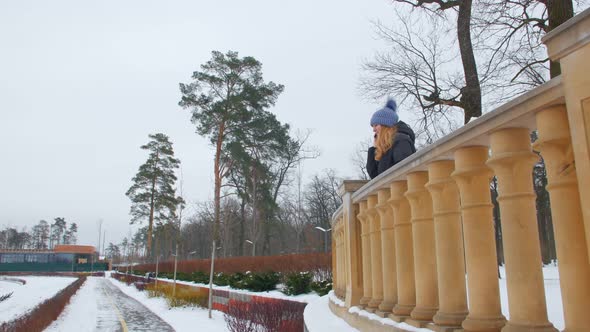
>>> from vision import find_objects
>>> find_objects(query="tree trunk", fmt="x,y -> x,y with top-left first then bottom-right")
457,0 -> 482,123
147,176 -> 156,259
239,199 -> 246,256
213,122 -> 225,242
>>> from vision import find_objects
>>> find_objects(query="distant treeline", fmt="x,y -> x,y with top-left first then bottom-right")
0,218 -> 78,250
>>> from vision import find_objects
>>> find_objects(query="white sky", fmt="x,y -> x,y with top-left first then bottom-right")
0,1 -> 406,247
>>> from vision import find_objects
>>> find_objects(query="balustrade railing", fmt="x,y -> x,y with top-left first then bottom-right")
329,8 -> 590,332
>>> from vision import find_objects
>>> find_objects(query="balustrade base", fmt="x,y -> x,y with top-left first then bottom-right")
375,310 -> 391,318
461,314 -> 506,332
378,300 -> 395,313
501,322 -> 557,332
405,318 -> 433,328
388,313 -> 408,323
392,304 -> 414,318
329,299 -> 429,332
433,311 -> 468,329
368,298 -> 383,311
427,322 -> 465,332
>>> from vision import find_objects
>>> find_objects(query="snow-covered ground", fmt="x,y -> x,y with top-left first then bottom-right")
0,276 -> 77,324
5,265 -> 563,332
108,276 -> 228,331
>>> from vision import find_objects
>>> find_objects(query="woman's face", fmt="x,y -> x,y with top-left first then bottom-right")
372,124 -> 382,134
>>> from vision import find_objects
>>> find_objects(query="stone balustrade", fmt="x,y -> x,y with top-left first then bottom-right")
328,8 -> 590,332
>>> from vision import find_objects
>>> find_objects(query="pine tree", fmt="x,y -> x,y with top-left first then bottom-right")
126,133 -> 183,258
179,50 -> 284,246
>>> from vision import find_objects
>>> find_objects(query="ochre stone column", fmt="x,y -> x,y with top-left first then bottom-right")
376,188 -> 396,314
543,13 -> 590,262
389,181 -> 416,319
335,224 -> 342,298
367,195 -> 384,310
405,171 -> 438,326
338,225 -> 345,299
340,180 -> 367,308
426,160 -> 468,329
332,226 -> 337,297
535,106 -> 590,332
357,200 -> 372,307
452,146 -> 506,332
487,128 -> 557,332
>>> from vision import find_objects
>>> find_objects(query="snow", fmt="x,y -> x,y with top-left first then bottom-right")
304,265 -> 565,332
45,278 -> 99,332
0,276 -> 77,323
109,276 -> 229,332
1,265 -> 566,332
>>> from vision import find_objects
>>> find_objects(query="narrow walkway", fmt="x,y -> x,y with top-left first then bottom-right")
46,277 -> 174,332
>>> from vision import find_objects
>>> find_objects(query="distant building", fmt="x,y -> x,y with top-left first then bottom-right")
0,245 -> 108,272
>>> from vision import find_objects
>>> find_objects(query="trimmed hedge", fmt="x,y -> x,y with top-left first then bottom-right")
0,276 -> 86,332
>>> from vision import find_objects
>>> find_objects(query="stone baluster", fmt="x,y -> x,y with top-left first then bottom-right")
487,128 -> 557,332
357,200 -> 372,308
452,146 -> 505,332
332,224 -> 338,297
535,106 -> 590,332
335,224 -> 342,298
426,160 -> 468,330
339,224 -> 346,299
405,171 -> 439,327
366,195 -> 383,311
389,181 -> 416,320
376,188 -> 396,315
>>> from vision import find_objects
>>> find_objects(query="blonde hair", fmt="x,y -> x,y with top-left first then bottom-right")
375,125 -> 397,161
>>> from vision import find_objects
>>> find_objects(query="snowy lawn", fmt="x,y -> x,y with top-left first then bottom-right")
109,276 -> 229,332
0,276 -> 77,324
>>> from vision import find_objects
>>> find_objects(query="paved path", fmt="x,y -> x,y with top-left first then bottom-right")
46,277 -> 174,332
97,278 -> 174,332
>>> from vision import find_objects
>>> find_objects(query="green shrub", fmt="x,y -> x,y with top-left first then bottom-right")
242,271 -> 281,292
191,271 -> 210,284
310,279 -> 332,296
283,272 -> 313,295
214,272 -> 230,286
228,272 -> 247,289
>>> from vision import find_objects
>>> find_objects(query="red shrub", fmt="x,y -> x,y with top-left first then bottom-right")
130,252 -> 331,275
224,297 -> 305,332
0,276 -> 86,332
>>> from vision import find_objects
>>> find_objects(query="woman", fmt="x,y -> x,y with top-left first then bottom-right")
366,99 -> 416,179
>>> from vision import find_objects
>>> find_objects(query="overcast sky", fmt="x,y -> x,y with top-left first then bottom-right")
0,1 -> 406,248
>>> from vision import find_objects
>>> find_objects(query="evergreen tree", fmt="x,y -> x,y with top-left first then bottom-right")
126,133 -> 183,258
51,217 -> 66,248
179,50 -> 284,245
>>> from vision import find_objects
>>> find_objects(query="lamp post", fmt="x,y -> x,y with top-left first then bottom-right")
245,240 -> 255,256
314,226 -> 332,253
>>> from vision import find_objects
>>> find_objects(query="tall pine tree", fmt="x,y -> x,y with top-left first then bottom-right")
126,133 -> 183,258
179,50 -> 284,246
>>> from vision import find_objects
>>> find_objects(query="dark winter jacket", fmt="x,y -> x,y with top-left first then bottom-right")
366,121 -> 416,179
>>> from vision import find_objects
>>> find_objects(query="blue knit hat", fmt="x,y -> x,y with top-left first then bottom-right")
370,99 -> 399,127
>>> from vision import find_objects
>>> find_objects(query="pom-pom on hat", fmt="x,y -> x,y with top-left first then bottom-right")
370,99 -> 399,127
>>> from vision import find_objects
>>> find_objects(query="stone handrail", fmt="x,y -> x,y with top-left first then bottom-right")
330,7 -> 590,332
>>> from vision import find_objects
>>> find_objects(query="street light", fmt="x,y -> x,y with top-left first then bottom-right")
245,240 -> 255,256
314,226 -> 332,253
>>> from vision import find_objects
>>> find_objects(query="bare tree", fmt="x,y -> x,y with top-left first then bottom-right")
361,13 -> 463,142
